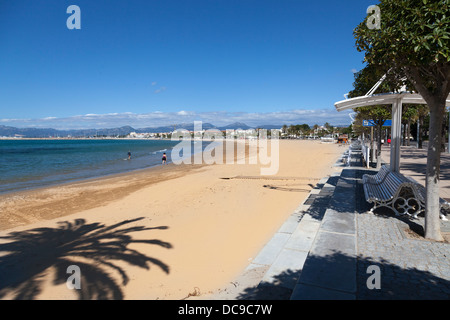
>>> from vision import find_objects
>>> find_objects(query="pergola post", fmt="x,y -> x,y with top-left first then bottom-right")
390,98 -> 403,172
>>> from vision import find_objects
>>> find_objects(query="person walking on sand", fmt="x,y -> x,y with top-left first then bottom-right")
162,152 -> 167,165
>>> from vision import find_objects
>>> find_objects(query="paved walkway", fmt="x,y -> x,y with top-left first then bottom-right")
196,142 -> 450,300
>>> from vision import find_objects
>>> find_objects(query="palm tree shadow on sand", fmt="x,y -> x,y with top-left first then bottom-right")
0,217 -> 172,300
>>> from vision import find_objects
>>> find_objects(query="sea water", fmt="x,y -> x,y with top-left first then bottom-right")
0,139 -> 197,194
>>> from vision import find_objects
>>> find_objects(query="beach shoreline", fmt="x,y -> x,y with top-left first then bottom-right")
0,140 -> 346,300
0,161 -> 202,231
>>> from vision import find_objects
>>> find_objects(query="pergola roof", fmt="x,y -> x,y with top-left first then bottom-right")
335,92 -> 450,112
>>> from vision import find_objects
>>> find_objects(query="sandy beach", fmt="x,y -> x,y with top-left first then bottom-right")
0,140 -> 345,300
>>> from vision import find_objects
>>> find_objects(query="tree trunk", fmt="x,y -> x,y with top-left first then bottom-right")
425,105 -> 445,241
405,66 -> 449,241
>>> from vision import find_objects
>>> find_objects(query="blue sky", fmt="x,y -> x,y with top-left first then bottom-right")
0,0 -> 376,129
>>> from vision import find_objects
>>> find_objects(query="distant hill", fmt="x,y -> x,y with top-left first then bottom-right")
0,125 -> 63,138
218,122 -> 252,130
135,122 -> 217,133
0,122 -> 283,138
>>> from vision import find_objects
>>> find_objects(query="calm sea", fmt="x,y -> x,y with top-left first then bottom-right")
0,139 -> 194,195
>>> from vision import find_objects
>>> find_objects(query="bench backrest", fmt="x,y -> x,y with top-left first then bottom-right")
381,172 -> 409,195
364,165 -> 391,184
364,166 -> 418,201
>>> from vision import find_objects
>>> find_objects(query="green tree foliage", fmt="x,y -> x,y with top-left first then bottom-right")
354,0 -> 450,240
283,124 -> 311,138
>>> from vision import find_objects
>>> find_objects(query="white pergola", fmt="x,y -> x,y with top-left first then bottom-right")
334,80 -> 450,172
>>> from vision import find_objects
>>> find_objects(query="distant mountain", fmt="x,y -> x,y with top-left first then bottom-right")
136,122 -> 217,133
0,125 -> 135,138
217,123 -> 283,130
218,122 -> 252,130
0,125 -> 63,138
0,122 -> 283,138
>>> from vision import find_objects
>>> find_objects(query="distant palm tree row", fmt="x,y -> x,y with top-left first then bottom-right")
280,123 -> 352,139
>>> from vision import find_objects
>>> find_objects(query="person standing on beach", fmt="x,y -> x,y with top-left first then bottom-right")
128,151 -> 131,160
162,152 -> 167,165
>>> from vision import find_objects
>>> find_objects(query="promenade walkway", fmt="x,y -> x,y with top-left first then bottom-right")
199,142 -> 450,300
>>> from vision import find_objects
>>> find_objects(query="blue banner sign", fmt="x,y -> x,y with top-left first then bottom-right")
363,120 -> 392,127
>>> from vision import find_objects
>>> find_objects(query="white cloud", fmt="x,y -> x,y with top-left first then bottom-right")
154,86 -> 167,94
1,118 -> 31,122
177,110 -> 194,116
0,108 -> 353,130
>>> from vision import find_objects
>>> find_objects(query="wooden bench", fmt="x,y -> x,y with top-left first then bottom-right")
362,165 -> 449,220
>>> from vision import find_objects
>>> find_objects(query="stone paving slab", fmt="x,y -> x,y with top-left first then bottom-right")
251,233 -> 292,266
277,212 -> 304,234
320,209 -> 356,235
261,248 -> 308,289
292,230 -> 357,297
284,219 -> 321,252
